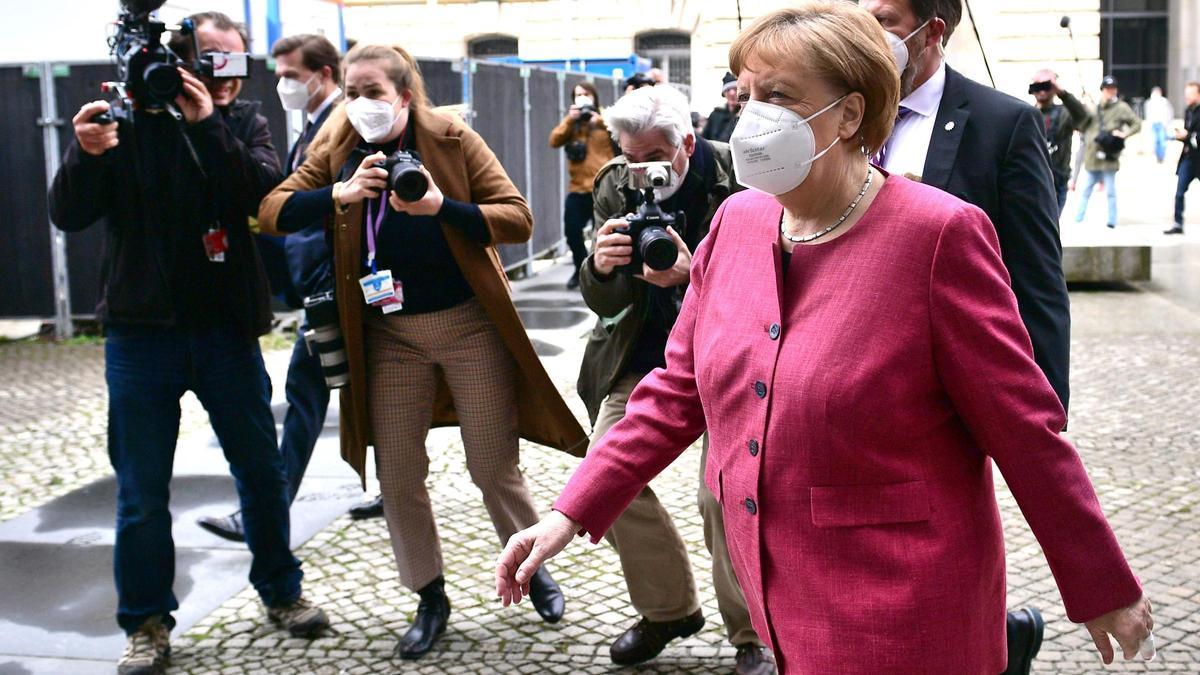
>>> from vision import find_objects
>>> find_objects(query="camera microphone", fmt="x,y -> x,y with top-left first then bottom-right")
1059,16 -> 1070,28
120,0 -> 168,15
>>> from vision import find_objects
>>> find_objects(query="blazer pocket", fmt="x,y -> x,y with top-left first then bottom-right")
810,481 -> 930,528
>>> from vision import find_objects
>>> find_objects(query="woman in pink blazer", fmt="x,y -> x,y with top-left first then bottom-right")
497,4 -> 1154,673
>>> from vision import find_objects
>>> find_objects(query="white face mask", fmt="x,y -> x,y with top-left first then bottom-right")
575,94 -> 595,108
276,72 -> 319,111
885,19 -> 932,74
729,97 -> 845,195
346,95 -> 402,143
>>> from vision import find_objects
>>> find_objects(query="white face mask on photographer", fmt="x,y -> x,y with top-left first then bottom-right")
886,19 -> 932,74
575,94 -> 595,108
346,95 -> 402,143
277,73 -> 319,111
729,96 -> 845,195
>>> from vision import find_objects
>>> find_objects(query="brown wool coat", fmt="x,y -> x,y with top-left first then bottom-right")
258,105 -> 588,484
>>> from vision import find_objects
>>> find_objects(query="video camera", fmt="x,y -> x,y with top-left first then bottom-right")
1028,80 -> 1054,95
95,0 -> 250,123
614,161 -> 684,275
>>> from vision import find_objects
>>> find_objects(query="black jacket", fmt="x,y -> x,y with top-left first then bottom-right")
49,100 -> 283,339
923,67 -> 1071,413
701,105 -> 738,144
1179,103 -> 1200,175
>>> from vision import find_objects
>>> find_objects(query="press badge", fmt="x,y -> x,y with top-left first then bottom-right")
202,225 -> 228,263
360,269 -> 396,305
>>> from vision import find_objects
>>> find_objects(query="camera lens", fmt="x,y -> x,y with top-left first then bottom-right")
391,165 -> 429,202
143,61 -> 182,101
639,226 -> 678,271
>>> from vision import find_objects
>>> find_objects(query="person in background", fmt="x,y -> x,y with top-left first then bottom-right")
577,84 -> 770,674
550,82 -> 615,289
625,71 -> 656,95
1165,81 -> 1200,235
1074,75 -> 1141,229
1030,69 -> 1089,215
1144,86 -> 1174,164
691,110 -> 707,137
257,43 -> 587,661
702,72 -> 740,143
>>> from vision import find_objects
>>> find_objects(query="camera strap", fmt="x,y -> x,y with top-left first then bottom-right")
365,194 -> 387,274
361,195 -> 403,313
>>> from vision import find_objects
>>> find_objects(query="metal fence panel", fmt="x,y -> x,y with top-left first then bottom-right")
418,58 -> 463,107
529,69 -> 567,263
470,63 -> 529,269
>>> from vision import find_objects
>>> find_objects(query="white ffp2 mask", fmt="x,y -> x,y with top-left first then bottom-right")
276,73 -> 318,111
346,96 -> 402,143
729,97 -> 845,195
885,19 -> 932,74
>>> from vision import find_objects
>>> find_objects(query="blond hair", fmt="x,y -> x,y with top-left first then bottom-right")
729,2 -> 900,154
343,44 -> 429,108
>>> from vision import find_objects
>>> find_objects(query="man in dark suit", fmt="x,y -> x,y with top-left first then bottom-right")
862,1 -> 1071,673
198,34 -> 382,540
1165,81 -> 1200,235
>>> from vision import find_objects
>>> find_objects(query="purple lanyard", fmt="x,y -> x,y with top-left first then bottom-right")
365,194 -> 387,274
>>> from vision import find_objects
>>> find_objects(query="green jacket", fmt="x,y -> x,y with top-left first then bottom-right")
576,138 -> 735,426
1081,98 -> 1142,173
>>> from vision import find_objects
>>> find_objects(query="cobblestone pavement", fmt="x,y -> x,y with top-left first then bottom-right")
4,273 -> 1200,673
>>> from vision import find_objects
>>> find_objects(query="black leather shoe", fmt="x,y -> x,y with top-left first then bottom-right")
348,494 -> 385,520
1003,607 -> 1044,675
1164,226 -> 1184,235
528,567 -> 564,624
566,273 -> 580,290
609,609 -> 704,666
735,644 -> 775,674
395,577 -> 450,660
196,512 -> 244,542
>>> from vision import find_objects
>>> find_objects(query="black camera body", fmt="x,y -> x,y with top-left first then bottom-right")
577,104 -> 596,123
375,150 -> 429,202
1028,80 -> 1054,95
614,189 -> 683,275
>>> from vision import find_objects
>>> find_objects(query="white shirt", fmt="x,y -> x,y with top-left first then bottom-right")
308,87 -> 342,126
880,61 -> 946,180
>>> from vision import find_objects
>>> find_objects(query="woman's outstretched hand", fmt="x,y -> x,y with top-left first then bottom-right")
496,510 -> 580,607
1084,595 -> 1155,664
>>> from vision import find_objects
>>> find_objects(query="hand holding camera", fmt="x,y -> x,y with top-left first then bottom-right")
338,153 -> 389,205
635,226 -> 690,288
175,68 -> 214,124
592,218 -> 635,276
388,165 -> 442,217
74,101 -> 120,156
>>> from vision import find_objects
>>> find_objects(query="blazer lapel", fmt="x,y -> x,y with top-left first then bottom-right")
922,67 -> 971,190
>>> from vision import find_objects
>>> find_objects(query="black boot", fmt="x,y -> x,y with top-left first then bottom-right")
528,567 -> 565,624
395,576 -> 450,660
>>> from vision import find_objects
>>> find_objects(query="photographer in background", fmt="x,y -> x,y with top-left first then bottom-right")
576,85 -> 771,674
49,10 -> 330,675
550,82 -> 614,288
1029,69 -> 1089,215
1074,76 -> 1141,229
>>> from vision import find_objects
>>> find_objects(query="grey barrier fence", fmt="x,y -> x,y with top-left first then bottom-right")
0,56 -> 622,335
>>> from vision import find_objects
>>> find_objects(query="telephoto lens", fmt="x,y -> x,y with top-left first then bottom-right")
381,151 -> 429,202
639,227 -> 678,271
302,291 -> 350,389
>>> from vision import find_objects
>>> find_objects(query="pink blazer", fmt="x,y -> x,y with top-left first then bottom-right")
555,176 -> 1141,674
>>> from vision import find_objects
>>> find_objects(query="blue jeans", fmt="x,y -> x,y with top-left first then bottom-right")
1053,172 -> 1069,216
1177,163 -> 1199,227
280,331 -> 331,503
1075,169 -> 1118,226
1153,123 -> 1167,163
105,324 -> 302,634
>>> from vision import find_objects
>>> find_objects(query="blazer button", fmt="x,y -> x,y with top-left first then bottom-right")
340,223 -> 347,230
754,381 -> 767,398
768,323 -> 781,340
744,497 -> 758,515
748,439 -> 759,456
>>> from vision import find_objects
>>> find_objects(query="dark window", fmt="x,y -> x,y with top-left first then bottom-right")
468,35 -> 518,59
1100,2 -> 1169,99
634,30 -> 692,90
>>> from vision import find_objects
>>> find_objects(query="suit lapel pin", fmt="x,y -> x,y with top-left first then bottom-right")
944,121 -> 956,132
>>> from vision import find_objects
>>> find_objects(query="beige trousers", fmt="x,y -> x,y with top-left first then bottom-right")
595,373 -> 760,646
365,299 -> 540,592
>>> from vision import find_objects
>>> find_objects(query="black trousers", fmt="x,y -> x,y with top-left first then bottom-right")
564,192 -> 594,273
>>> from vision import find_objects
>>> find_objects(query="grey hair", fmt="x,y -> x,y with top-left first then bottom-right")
604,85 -> 693,147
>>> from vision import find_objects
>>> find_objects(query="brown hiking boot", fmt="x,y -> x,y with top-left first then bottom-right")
266,596 -> 331,638
117,616 -> 170,675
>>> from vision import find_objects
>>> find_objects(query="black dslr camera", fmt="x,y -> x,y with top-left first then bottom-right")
375,150 -> 429,202
1028,80 -> 1054,95
614,162 -> 684,275
94,0 -> 250,123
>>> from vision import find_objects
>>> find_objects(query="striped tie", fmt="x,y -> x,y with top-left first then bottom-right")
872,105 -> 914,168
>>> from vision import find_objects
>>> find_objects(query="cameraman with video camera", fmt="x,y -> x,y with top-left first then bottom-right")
550,82 -> 615,288
1029,70 -> 1089,215
49,8 -> 329,674
576,85 -> 770,674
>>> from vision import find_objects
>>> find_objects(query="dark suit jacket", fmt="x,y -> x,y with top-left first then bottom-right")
921,66 -> 1071,413
282,102 -> 338,301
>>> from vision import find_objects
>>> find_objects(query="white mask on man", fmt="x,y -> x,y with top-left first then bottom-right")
346,96 -> 402,143
276,73 -> 319,111
885,19 -> 932,74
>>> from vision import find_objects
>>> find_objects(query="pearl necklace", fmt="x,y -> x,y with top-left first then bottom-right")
780,166 -> 873,244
